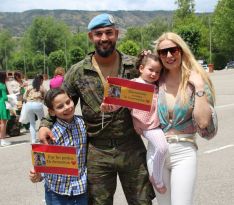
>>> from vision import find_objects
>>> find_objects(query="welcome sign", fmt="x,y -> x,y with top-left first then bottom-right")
104,77 -> 154,111
32,144 -> 78,176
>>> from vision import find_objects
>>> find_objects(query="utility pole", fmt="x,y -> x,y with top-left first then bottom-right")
5,46 -> 8,70
209,17 -> 212,64
43,40 -> 46,75
64,39 -> 68,71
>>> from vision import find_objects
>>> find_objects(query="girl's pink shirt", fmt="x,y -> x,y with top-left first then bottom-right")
131,77 -> 160,135
49,75 -> 64,89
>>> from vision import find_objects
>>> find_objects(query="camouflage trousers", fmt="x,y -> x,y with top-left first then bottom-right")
87,136 -> 155,205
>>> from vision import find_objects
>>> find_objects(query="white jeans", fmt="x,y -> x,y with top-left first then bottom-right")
25,101 -> 44,143
147,140 -> 197,205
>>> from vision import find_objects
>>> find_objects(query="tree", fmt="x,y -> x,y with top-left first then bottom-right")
175,24 -> 201,56
69,47 -> 85,65
48,50 -> 66,74
120,16 -> 169,50
0,30 -> 14,70
174,0 -> 195,21
71,32 -> 90,54
118,40 -> 140,56
24,16 -> 71,56
33,53 -> 47,74
213,0 -> 234,67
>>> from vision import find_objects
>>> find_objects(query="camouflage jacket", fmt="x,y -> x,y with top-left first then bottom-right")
43,51 -> 139,139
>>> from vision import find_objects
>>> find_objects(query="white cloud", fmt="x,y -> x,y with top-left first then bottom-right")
0,0 -> 218,12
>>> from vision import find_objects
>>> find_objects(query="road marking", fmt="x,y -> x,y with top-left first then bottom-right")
204,144 -> 234,154
215,104 -> 234,109
0,142 -> 29,149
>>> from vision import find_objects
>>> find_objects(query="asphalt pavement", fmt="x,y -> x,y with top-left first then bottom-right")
0,69 -> 234,205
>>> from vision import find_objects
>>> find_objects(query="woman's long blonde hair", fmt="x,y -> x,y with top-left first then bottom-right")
155,32 -> 215,104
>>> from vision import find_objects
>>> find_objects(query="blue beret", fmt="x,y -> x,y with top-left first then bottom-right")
88,13 -> 115,31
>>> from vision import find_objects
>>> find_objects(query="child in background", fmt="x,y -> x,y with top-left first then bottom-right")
49,67 -> 65,89
29,88 -> 87,205
101,50 -> 168,194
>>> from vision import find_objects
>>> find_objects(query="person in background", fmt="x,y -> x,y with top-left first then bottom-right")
147,32 -> 216,205
37,13 -> 155,205
49,67 -> 65,89
24,74 -> 46,143
13,71 -> 30,133
101,50 -> 168,194
29,88 -> 87,205
0,71 -> 11,146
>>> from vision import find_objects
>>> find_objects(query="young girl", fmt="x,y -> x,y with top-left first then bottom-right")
101,50 -> 168,194
0,71 -> 11,146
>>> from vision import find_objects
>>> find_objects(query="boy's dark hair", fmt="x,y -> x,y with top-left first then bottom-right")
44,88 -> 67,110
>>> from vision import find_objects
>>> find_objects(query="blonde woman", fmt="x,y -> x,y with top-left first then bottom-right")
147,32 -> 216,205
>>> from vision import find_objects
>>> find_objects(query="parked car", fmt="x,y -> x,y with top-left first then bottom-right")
225,61 -> 234,69
202,64 -> 209,72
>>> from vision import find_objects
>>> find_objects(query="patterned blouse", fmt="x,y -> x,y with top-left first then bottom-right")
158,79 -> 215,134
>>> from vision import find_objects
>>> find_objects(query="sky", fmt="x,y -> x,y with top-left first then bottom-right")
0,0 -> 218,13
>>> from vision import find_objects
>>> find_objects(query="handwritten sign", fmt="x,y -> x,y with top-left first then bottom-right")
32,144 -> 78,176
104,77 -> 154,111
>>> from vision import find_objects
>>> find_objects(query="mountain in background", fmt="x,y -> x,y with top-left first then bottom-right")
0,10 -> 174,36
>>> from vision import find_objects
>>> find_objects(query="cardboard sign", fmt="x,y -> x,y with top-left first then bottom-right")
104,77 -> 154,111
32,144 -> 78,176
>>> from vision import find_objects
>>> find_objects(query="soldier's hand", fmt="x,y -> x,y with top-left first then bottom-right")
100,103 -> 117,112
38,127 -> 55,144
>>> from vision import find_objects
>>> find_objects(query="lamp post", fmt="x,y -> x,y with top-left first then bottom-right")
209,16 -> 212,64
43,40 -> 46,75
64,39 -> 68,71
5,46 -> 8,71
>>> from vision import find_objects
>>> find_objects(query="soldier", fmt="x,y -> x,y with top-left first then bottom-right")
38,13 -> 155,205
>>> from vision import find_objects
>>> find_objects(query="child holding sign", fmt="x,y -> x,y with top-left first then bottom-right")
29,88 -> 87,205
101,50 -> 168,194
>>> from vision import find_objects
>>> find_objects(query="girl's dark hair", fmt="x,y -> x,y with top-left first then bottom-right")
135,50 -> 161,71
0,71 -> 7,84
14,71 -> 22,81
32,74 -> 43,91
44,88 -> 68,110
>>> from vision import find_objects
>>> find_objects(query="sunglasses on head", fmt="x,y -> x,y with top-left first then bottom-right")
157,46 -> 180,57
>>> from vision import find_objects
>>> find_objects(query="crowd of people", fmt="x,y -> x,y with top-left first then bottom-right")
0,66 -> 65,146
0,13 -> 217,205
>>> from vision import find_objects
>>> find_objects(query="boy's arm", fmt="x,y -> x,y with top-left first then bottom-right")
38,115 -> 56,144
29,169 -> 43,183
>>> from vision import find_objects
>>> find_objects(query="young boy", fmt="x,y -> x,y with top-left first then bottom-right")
29,88 -> 87,205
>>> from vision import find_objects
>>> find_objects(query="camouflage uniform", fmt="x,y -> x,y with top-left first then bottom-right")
42,51 -> 155,205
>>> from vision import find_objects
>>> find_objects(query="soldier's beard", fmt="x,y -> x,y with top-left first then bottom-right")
95,42 -> 116,57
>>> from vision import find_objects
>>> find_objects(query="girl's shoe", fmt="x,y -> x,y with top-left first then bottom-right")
149,176 -> 167,194
0,139 -> 11,147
